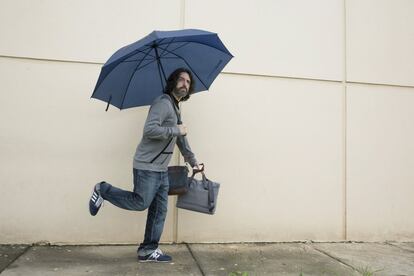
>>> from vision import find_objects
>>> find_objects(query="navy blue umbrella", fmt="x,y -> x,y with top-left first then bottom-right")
91,29 -> 233,110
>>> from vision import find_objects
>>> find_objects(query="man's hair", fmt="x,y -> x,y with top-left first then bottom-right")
164,68 -> 195,102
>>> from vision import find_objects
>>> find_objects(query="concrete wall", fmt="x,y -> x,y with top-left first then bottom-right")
0,0 -> 413,244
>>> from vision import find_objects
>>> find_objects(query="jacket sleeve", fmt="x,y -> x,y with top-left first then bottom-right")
176,135 -> 198,167
143,100 -> 181,140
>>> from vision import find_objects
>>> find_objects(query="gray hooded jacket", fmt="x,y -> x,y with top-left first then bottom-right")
133,94 -> 197,172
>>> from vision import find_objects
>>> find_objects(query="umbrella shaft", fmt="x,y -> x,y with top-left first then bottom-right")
154,46 -> 167,90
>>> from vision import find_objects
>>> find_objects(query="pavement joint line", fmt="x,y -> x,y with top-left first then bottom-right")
0,245 -> 32,274
385,241 -> 414,254
185,243 -> 205,276
311,245 -> 359,274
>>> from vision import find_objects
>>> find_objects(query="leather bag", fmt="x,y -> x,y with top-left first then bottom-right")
176,170 -> 220,215
168,165 -> 189,195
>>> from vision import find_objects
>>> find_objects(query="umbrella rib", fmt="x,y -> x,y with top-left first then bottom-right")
158,45 -> 209,90
156,57 -> 165,92
123,49 -> 156,62
157,40 -> 232,57
160,42 -> 191,57
154,46 -> 168,91
158,57 -> 181,59
158,37 -> 176,57
135,59 -> 157,71
137,47 -> 156,58
123,58 -> 155,63
117,46 -> 155,64
119,47 -> 154,109
91,47 -> 154,98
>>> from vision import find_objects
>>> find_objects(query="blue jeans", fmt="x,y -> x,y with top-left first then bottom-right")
99,169 -> 169,256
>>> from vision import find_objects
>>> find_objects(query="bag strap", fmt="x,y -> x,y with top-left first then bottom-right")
207,180 -> 215,212
150,138 -> 174,163
165,94 -> 181,124
189,165 -> 215,212
150,95 -> 182,163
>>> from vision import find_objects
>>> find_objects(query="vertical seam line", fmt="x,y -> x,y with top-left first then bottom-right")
343,0 -> 348,241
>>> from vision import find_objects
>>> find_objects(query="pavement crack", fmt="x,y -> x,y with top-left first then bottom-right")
311,246 -> 359,274
385,242 -> 414,254
0,245 -> 32,274
258,248 -> 266,266
185,243 -> 205,276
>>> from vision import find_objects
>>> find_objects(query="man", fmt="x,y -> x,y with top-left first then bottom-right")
89,68 -> 200,263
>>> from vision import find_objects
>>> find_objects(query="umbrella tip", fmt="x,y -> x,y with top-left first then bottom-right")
105,95 -> 112,112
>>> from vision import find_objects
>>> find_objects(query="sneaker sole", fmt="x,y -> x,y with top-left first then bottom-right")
138,259 -> 171,263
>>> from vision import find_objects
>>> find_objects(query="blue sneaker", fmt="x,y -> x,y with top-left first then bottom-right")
89,182 -> 104,216
138,248 -> 172,263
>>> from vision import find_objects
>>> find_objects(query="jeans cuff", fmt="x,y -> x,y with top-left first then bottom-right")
137,248 -> 156,257
99,182 -> 111,195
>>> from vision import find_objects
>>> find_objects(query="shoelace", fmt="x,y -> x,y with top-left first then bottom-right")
150,248 -> 163,259
91,191 -> 104,207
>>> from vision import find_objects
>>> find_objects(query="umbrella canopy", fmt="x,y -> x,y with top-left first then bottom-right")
91,29 -> 233,110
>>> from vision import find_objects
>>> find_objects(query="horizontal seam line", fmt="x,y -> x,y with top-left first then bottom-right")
0,54 -> 102,65
1,54 -> 414,89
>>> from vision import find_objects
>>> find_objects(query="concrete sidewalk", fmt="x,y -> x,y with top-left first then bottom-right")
1,242 -> 413,275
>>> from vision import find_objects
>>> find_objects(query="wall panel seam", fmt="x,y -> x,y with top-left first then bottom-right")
1,55 -> 414,89
343,0 -> 348,241
172,0 -> 187,244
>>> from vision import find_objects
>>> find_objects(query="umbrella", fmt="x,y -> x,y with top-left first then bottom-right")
91,29 -> 233,110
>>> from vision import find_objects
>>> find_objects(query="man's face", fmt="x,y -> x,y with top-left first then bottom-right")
173,72 -> 191,98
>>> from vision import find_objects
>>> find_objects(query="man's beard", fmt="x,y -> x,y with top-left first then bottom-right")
172,87 -> 188,99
